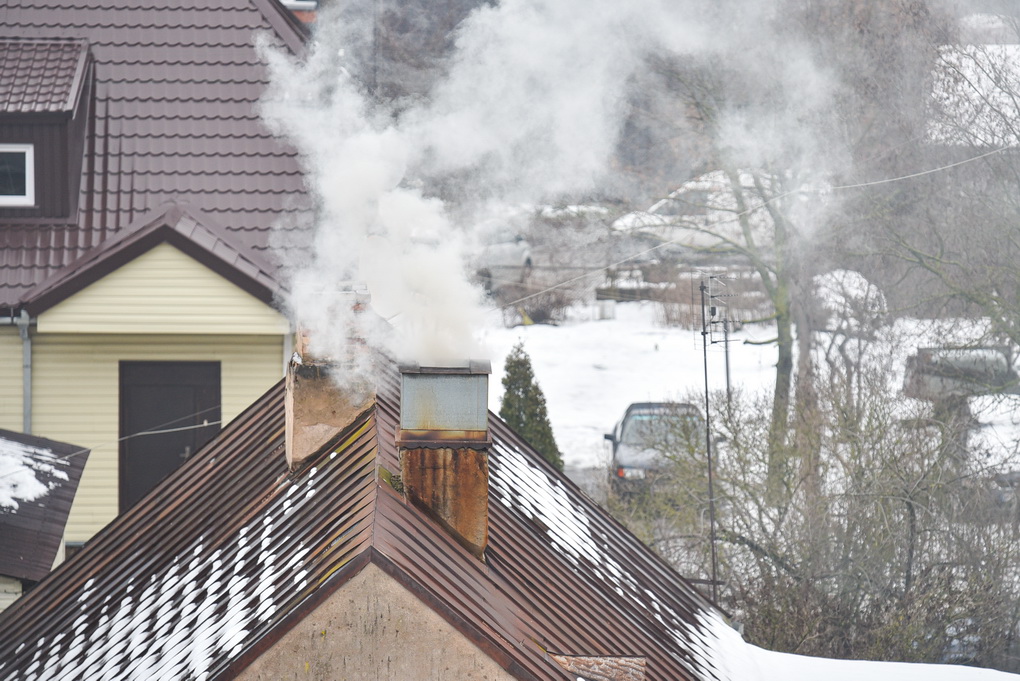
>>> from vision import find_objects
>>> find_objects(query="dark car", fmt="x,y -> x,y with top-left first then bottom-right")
605,402 -> 704,491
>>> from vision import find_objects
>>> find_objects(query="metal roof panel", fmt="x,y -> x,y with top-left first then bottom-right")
0,0 -> 311,304
0,38 -> 89,113
0,361 -> 725,681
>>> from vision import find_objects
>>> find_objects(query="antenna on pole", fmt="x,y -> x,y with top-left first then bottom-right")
699,278 -> 720,604
697,273 -> 738,603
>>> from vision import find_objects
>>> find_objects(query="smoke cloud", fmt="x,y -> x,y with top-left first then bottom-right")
258,0 -> 843,375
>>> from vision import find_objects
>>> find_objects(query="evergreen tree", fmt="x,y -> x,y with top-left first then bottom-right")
499,342 -> 563,471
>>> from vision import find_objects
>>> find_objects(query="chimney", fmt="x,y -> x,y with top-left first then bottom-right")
398,361 -> 491,559
285,285 -> 374,470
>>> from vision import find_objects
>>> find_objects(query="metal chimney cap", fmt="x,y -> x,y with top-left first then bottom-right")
399,360 -> 491,376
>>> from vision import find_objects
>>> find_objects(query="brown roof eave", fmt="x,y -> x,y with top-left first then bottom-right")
370,550 -> 546,681
216,545 -> 546,681
20,206 -> 284,316
213,550 -> 373,681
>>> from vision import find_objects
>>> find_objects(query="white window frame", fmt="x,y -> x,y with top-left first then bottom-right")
0,143 -> 35,207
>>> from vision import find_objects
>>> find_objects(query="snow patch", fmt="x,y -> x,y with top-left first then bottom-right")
0,436 -> 70,510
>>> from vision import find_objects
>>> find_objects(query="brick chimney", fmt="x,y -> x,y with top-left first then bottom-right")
398,361 -> 491,559
285,286 -> 374,470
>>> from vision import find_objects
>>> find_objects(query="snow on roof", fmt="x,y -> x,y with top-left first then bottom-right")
609,170 -> 828,257
0,430 -> 89,582
0,434 -> 70,511
697,610 -> 1020,681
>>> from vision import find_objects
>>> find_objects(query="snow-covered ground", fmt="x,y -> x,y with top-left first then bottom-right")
477,300 -> 778,470
475,303 -> 1020,681
477,298 -> 1020,487
477,299 -> 1020,681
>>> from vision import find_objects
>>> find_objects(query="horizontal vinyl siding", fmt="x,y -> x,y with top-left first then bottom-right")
0,576 -> 22,614
0,328 -> 22,432
31,333 -> 286,543
37,242 -> 289,335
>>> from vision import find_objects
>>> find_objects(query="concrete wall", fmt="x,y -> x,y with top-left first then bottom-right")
237,563 -> 518,681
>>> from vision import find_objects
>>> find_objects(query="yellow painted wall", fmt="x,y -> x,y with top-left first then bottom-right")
37,242 -> 289,335
31,333 -> 286,542
0,576 -> 22,614
0,328 -> 21,432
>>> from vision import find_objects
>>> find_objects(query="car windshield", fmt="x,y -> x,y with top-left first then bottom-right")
620,410 -> 702,449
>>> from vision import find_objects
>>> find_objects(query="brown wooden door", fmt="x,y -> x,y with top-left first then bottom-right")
119,361 -> 220,512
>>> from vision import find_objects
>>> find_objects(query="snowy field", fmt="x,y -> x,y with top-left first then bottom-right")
476,298 -> 1020,493
477,300 -> 778,470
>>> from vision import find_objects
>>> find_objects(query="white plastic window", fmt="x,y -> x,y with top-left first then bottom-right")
0,144 -> 35,207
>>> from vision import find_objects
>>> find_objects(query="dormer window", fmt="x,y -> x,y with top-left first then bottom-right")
0,38 -> 91,219
0,144 -> 35,207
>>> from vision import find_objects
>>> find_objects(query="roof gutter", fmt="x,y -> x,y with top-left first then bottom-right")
1,310 -> 34,433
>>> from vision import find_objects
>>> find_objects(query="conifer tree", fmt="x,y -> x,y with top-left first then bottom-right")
499,342 -> 563,471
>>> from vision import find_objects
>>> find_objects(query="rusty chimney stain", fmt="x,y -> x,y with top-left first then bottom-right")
398,361 -> 491,559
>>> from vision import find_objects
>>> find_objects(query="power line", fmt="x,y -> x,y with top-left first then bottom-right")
495,146 -> 1010,312
0,406 -> 223,483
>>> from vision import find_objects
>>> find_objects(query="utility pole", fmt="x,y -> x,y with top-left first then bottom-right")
699,279 -> 719,604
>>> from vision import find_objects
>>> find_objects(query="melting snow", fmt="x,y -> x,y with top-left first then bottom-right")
0,436 -> 70,510
8,464 -> 313,681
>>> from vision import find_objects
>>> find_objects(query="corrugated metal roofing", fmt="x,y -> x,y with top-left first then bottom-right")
0,429 -> 89,583
0,362 -> 727,681
0,0 -> 311,309
0,38 -> 90,114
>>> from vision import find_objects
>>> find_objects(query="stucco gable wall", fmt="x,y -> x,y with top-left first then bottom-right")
236,562 -> 521,681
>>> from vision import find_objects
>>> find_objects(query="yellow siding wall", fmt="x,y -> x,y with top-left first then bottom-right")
0,328 -> 21,432
0,576 -> 22,614
37,243 -> 289,335
32,333 -> 286,542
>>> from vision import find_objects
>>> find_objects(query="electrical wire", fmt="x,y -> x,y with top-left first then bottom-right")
494,146 -> 1009,312
0,405 -> 224,482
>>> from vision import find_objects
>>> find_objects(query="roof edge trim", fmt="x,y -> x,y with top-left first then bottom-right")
20,204 -> 283,315
253,0 -> 310,58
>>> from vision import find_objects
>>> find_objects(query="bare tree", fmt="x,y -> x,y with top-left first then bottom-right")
615,355 -> 1020,670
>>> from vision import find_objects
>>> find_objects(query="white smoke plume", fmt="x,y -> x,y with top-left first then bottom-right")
258,0 -> 840,374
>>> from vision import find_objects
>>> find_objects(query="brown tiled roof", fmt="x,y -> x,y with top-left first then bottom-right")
0,0 -> 312,310
0,362 -> 725,681
0,429 -> 89,583
0,38 -> 90,114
